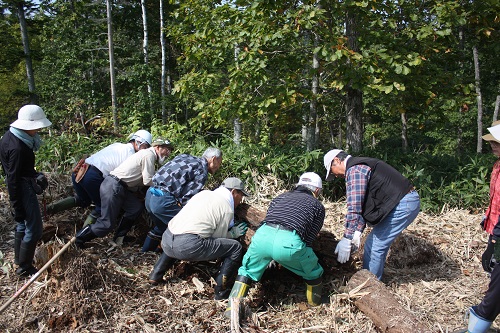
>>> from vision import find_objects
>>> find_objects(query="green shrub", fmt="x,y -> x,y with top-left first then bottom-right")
34,130 -> 495,214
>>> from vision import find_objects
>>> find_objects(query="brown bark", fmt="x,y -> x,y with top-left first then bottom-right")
347,269 -> 431,333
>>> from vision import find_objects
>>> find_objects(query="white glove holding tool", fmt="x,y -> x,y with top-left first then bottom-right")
334,237 -> 352,264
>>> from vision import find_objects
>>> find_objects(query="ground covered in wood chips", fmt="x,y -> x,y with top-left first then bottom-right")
0,174 -> 499,332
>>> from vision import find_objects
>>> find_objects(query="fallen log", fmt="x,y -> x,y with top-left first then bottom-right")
235,203 -> 266,246
346,269 -> 431,333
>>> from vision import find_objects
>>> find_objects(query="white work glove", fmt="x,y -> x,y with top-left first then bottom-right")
334,237 -> 352,264
228,222 -> 248,239
351,231 -> 362,253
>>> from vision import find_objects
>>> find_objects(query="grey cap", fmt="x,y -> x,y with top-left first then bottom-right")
222,177 -> 249,196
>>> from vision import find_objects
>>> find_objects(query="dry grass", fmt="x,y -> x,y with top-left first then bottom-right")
0,174 -> 499,332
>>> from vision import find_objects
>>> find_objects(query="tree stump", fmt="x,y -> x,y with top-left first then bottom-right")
347,269 -> 431,333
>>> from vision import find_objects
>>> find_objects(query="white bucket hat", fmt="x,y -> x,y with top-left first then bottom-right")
10,105 -> 52,130
482,120 -> 500,144
298,172 -> 323,189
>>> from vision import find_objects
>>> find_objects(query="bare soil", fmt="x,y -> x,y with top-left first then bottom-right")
0,174 -> 499,332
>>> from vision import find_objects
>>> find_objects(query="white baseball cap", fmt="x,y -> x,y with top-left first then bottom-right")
298,172 -> 322,189
324,149 -> 343,181
10,105 -> 52,130
132,129 -> 152,145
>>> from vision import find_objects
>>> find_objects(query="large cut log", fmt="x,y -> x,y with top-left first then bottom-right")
235,203 -> 266,247
347,269 -> 431,333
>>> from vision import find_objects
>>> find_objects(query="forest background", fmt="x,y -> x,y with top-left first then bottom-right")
0,0 -> 499,214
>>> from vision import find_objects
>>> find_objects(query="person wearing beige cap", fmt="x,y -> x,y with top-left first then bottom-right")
147,177 -> 249,300
0,105 -> 52,276
454,121 -> 500,333
323,149 -> 420,280
75,137 -> 173,248
45,129 -> 153,226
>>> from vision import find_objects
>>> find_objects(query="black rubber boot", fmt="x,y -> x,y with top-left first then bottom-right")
141,231 -> 162,253
113,217 -> 136,240
16,241 -> 38,277
75,225 -> 97,248
46,197 -> 77,215
305,277 -> 323,306
14,231 -> 24,265
148,252 -> 177,285
214,258 -> 240,300
224,275 -> 252,318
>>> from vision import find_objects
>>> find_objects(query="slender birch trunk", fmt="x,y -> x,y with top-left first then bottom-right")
106,0 -> 118,129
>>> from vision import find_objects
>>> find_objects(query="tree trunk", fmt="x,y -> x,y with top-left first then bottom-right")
160,0 -> 168,123
233,43 -> 242,145
106,0 -> 118,130
234,118 -> 242,145
494,92 -> 500,122
141,0 -> 153,111
17,1 -> 38,104
307,33 -> 319,152
345,8 -> 363,153
473,46 -> 483,153
401,112 -> 408,152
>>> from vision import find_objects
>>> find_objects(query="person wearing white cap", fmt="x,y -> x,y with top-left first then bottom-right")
75,137 -> 173,248
453,121 -> 500,333
148,177 -> 249,301
323,149 -> 420,280
45,129 -> 152,227
0,105 -> 52,276
224,172 -> 326,318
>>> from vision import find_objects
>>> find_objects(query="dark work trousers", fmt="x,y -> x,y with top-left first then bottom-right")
72,165 -> 104,215
476,261 -> 500,321
90,176 -> 144,237
17,180 -> 43,244
161,228 -> 242,263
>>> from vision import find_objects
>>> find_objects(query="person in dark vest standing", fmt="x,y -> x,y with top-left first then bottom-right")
323,149 -> 420,280
0,105 -> 52,276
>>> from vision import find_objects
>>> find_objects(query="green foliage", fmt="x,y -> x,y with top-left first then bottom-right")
368,149 -> 493,213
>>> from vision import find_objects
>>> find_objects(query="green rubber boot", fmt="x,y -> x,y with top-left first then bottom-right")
305,277 -> 322,306
82,213 -> 98,227
224,275 -> 252,318
46,197 -> 77,215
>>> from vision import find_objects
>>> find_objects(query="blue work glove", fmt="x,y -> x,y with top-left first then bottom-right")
334,237 -> 352,264
229,222 -> 248,239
